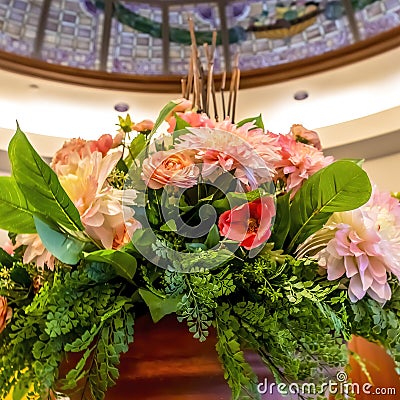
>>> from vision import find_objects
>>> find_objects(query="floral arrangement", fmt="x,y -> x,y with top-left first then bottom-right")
0,98 -> 400,400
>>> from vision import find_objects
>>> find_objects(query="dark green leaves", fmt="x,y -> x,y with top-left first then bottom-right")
0,176 -> 36,233
287,160 -> 372,251
84,249 -> 137,281
8,126 -> 83,231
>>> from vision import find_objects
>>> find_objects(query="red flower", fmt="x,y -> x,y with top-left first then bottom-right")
218,197 -> 275,250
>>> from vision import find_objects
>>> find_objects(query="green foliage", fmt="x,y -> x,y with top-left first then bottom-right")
0,264 -> 134,399
8,125 -> 83,232
215,304 -> 260,400
287,160 -> 372,251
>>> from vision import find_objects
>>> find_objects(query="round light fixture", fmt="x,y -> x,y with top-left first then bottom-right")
293,90 -> 309,101
114,102 -> 130,112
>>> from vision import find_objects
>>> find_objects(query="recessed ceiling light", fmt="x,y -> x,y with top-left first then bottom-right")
293,90 -> 309,101
114,102 -> 129,112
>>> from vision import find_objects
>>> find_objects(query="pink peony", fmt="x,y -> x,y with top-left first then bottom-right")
218,197 -> 275,250
0,296 -> 12,334
290,124 -> 322,150
141,150 -> 199,189
301,188 -> 400,303
52,134 -> 117,173
175,124 -> 280,189
275,133 -> 333,197
58,150 -> 140,249
15,233 -> 55,270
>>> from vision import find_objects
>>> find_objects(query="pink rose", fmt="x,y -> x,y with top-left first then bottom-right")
290,124 -> 322,150
218,197 -> 275,250
0,296 -> 12,334
142,150 -> 199,189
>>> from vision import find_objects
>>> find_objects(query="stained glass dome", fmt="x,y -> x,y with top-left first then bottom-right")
0,0 -> 400,90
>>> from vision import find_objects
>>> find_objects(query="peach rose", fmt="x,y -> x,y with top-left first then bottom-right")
132,119 -> 154,132
218,197 -> 275,250
0,296 -> 12,334
141,150 -> 199,189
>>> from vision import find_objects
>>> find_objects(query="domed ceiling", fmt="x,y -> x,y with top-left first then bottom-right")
0,0 -> 399,83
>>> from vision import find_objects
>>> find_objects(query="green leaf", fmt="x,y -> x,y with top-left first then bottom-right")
130,133 -> 147,158
34,216 -> 85,264
160,219 -> 177,232
139,289 -> 181,322
174,114 -> 191,131
205,224 -> 220,249
0,176 -> 36,233
287,160 -> 372,251
84,249 -> 137,281
236,114 -> 264,130
149,100 -> 179,139
269,193 -> 290,249
8,126 -> 84,231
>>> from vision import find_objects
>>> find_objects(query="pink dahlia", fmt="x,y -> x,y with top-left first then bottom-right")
299,189 -> 400,303
218,197 -> 275,250
275,133 -> 333,197
175,123 -> 280,190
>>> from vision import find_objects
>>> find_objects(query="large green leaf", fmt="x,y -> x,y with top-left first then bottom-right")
34,216 -> 85,265
139,288 -> 181,322
287,160 -> 371,251
269,193 -> 290,249
84,249 -> 137,281
0,176 -> 36,233
8,126 -> 83,231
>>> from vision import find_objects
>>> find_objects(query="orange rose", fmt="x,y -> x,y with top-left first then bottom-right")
141,150 -> 199,189
0,296 -> 12,334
